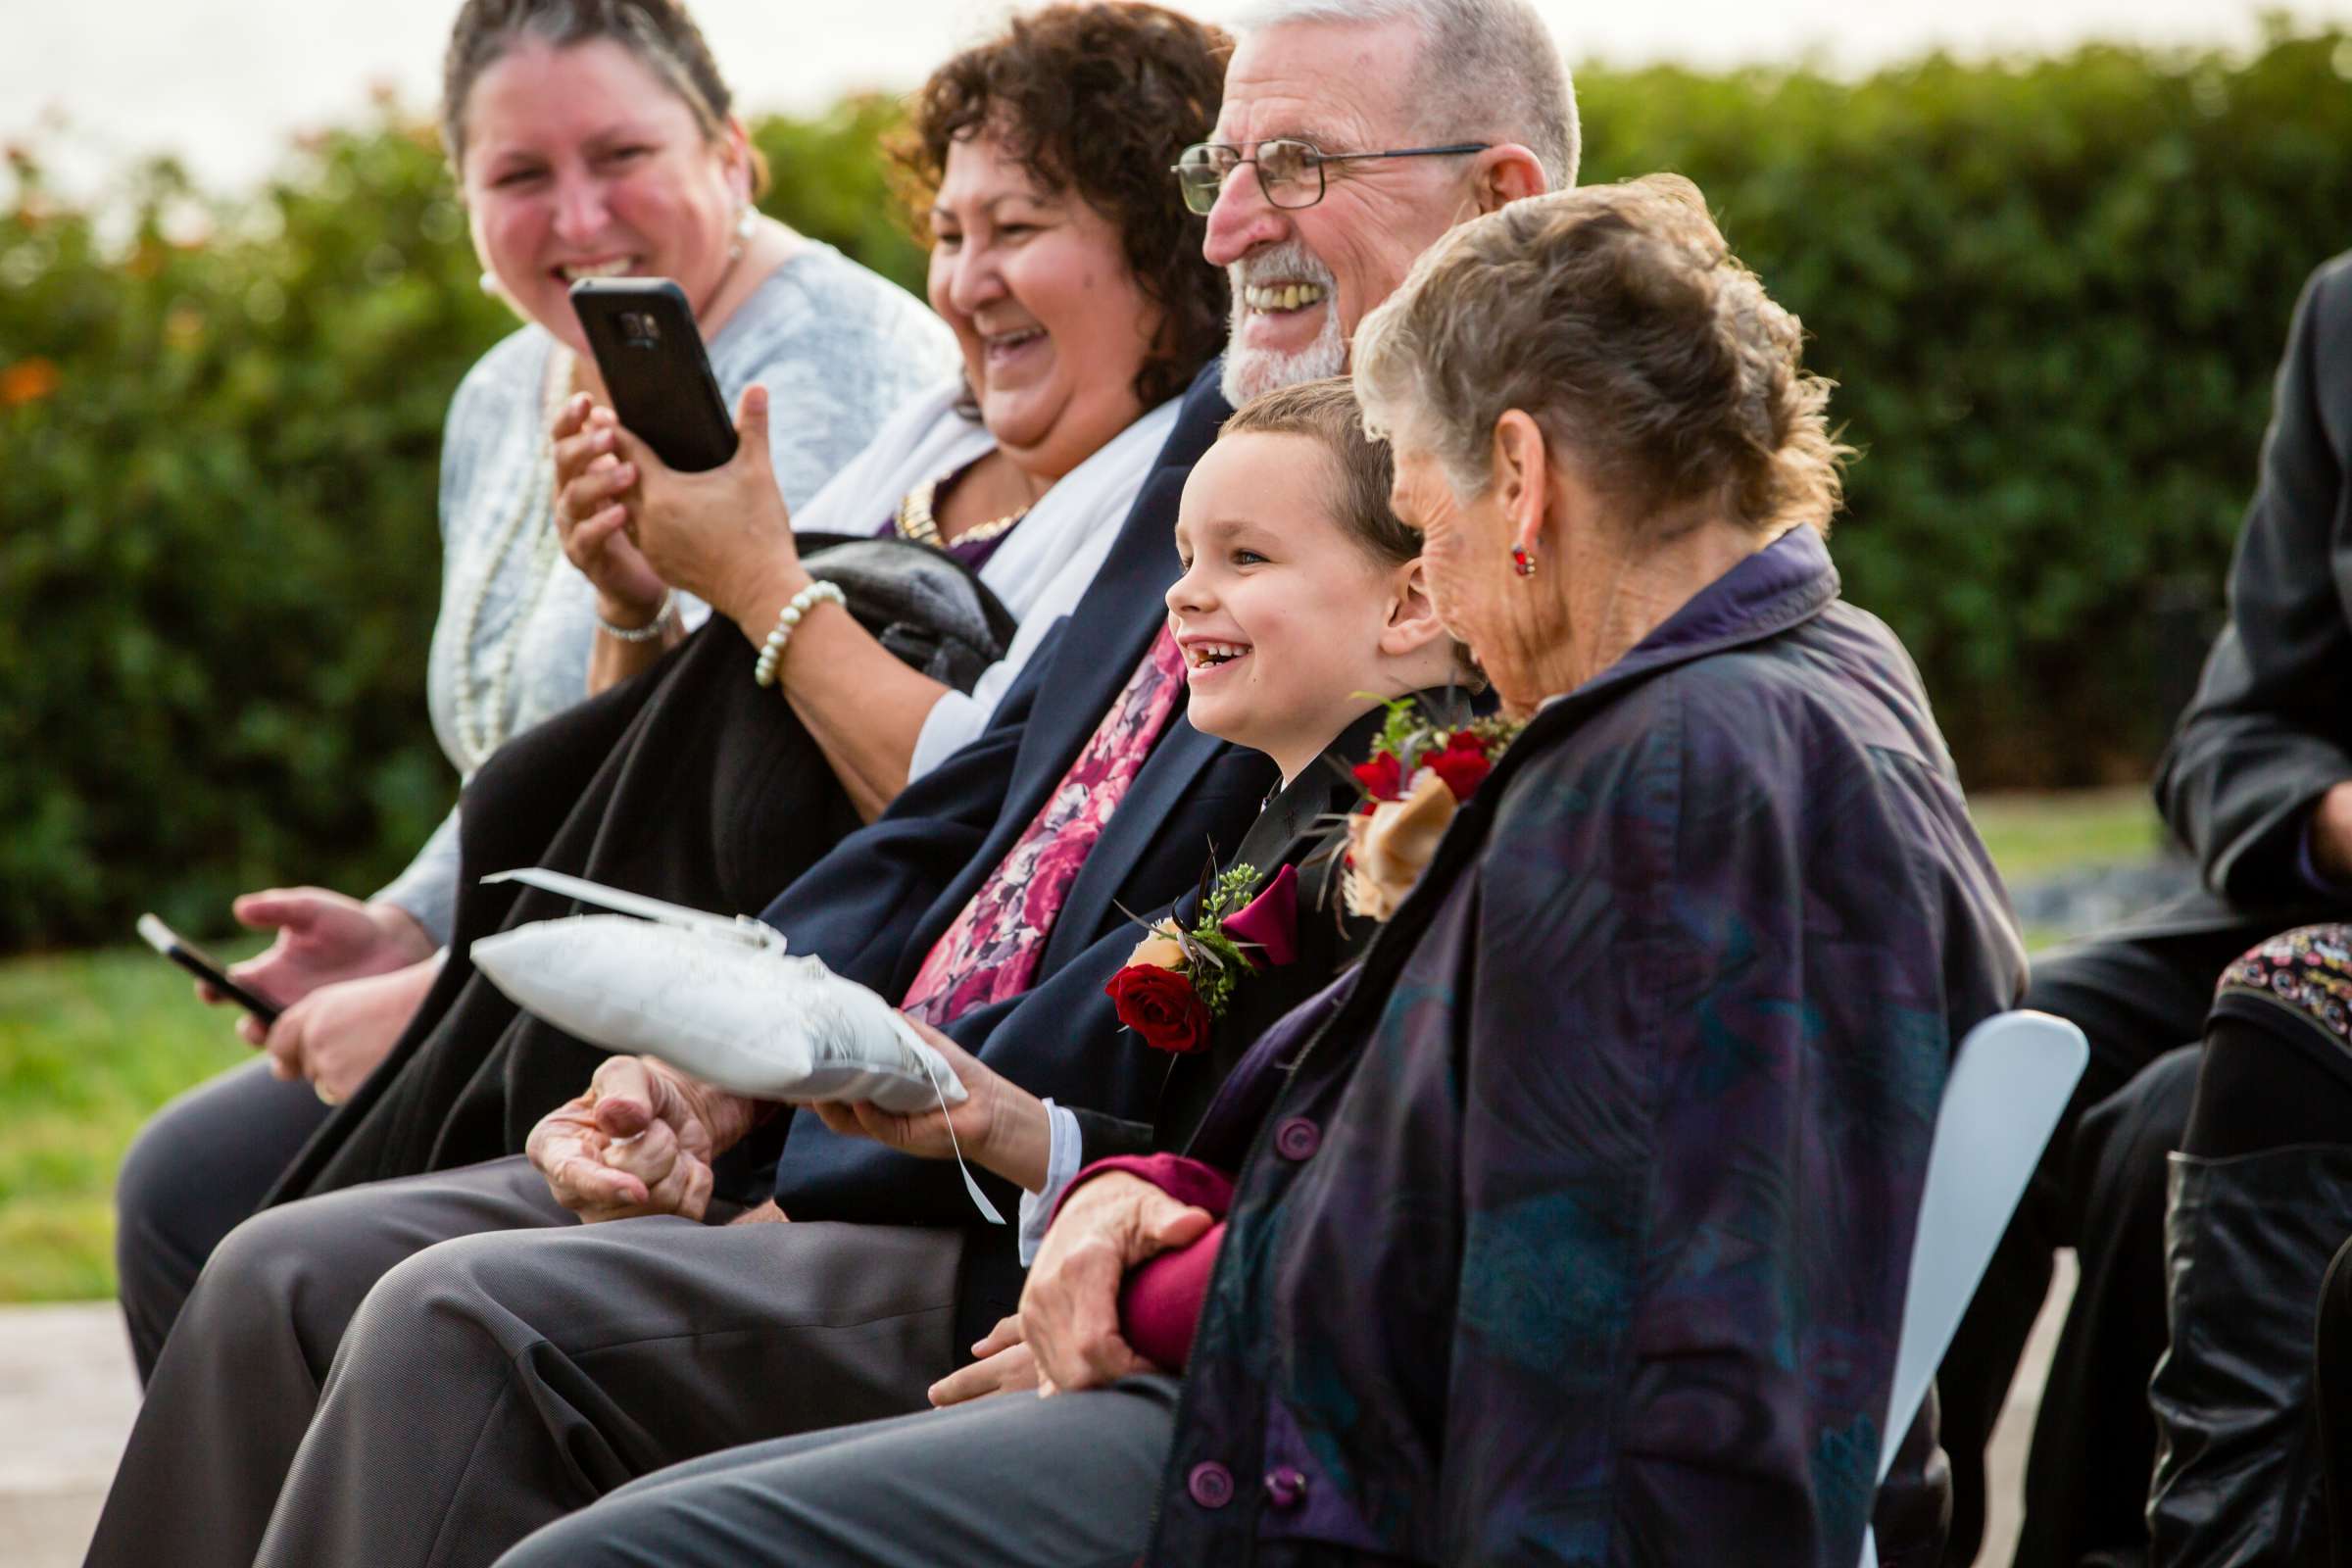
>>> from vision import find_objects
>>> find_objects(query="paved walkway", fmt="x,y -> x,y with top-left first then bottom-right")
1980,1250 -> 2074,1568
1,1257 -> 2074,1567
2,1302 -> 141,1568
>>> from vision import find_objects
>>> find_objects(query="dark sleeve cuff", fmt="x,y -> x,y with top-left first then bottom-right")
1066,1107 -> 1155,1168
2296,808 -> 2352,897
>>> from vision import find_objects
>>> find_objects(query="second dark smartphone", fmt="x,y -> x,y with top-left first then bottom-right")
137,912 -> 284,1025
569,277 -> 740,472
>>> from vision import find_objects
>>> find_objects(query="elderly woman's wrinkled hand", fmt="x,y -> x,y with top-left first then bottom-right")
926,1314 -> 1041,1407
1019,1170 -> 1214,1396
550,393 -> 669,625
610,384 -> 807,628
526,1054 -> 760,1224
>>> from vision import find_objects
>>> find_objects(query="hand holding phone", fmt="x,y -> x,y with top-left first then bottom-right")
138,913 -> 283,1025
549,393 -> 672,623
591,381 -> 803,633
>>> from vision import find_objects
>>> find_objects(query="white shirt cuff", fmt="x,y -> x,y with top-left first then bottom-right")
1017,1099 -> 1086,1267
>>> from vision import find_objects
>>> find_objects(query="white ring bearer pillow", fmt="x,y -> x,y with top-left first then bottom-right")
470,867 -> 1003,1223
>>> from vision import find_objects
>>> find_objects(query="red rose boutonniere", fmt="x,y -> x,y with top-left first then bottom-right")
1102,963 -> 1211,1055
1104,862 -> 1299,1054
1344,698 -> 1521,921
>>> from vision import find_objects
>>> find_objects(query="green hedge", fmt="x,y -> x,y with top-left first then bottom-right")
0,100 -> 924,953
3,34 -> 2348,951
1570,31 -> 2352,783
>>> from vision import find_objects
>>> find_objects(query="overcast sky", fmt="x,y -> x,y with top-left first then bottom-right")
9,0 -> 2350,196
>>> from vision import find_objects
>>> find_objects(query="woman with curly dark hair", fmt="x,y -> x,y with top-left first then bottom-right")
83,10 -> 1232,1568
905,1 -> 1231,413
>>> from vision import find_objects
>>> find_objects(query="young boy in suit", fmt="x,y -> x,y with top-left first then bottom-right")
558,375 -> 1478,1400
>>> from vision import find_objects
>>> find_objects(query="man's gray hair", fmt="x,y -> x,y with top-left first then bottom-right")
1231,0 -> 1578,188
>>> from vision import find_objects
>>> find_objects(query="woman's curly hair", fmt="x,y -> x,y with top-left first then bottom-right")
901,3 -> 1231,410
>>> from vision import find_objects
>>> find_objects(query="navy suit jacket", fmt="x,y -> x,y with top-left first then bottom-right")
754,363 -> 1284,1275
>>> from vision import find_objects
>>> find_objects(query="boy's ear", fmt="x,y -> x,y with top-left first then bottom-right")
1379,557 -> 1449,659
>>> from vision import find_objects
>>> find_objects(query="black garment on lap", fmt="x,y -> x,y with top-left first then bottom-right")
1959,914 -> 2344,1568
268,537 -> 1012,1204
2152,930 -> 2352,1567
2144,947 -> 2352,1568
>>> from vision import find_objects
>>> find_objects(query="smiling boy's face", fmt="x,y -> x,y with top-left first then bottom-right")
1167,430 -> 1412,781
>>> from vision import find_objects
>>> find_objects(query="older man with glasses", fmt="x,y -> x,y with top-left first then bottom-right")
1186,0 -> 1570,408
1176,132 -> 1487,389
107,5 -> 1573,1567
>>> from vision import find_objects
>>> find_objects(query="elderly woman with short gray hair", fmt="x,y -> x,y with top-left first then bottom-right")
491,174 -> 2026,1568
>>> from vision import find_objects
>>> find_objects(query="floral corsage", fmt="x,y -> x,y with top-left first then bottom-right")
1104,862 -> 1299,1055
1344,697 -> 1521,920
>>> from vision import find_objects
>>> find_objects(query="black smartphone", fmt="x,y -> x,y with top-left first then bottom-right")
137,913 -> 283,1025
569,277 -> 739,472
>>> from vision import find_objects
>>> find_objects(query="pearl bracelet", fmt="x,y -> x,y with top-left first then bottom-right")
753,580 -> 847,688
596,588 -> 679,643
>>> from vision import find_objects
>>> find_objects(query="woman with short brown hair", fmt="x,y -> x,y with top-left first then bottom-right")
112,0 -> 951,1385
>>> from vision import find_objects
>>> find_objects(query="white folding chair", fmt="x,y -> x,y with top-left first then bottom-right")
1860,1009 -> 2088,1568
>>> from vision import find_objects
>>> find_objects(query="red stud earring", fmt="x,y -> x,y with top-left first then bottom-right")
1511,545 -> 1537,578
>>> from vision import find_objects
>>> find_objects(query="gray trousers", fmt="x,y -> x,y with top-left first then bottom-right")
85,1154 -> 962,1568
494,1377 -> 1182,1568
112,1055 -> 333,1381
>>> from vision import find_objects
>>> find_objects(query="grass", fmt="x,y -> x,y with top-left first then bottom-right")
0,945 -> 254,1302
1970,787 -> 2169,953
0,788 -> 2170,1304
1968,786 -> 2166,885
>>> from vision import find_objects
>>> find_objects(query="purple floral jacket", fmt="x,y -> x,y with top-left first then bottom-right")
1143,527 -> 2028,1567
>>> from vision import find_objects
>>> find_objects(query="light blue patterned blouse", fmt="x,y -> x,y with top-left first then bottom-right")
374,243 -> 956,944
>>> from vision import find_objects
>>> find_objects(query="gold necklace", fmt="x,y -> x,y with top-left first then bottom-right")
895,473 -> 1030,552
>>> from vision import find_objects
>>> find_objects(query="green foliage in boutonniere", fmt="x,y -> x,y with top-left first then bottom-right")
1106,860 -> 1302,1054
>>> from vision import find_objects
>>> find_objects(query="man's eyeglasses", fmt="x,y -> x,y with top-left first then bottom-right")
1171,138 -> 1491,215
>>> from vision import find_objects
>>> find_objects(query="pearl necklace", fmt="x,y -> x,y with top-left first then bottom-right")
450,346 -> 574,774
